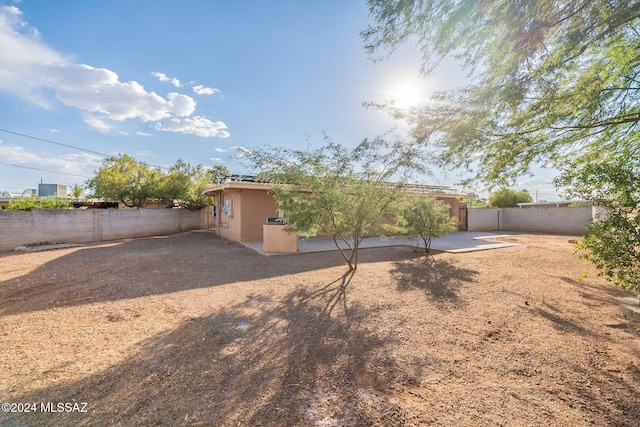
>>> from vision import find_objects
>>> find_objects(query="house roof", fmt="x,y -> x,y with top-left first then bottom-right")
202,176 -> 468,199
202,181 -> 275,196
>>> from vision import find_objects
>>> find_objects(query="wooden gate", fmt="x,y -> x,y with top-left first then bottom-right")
458,207 -> 468,231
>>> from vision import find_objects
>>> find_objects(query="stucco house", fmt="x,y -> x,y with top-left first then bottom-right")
202,176 -> 469,245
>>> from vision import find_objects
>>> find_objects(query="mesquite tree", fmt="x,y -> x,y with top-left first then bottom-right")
400,195 -> 458,254
245,136 -> 426,270
364,0 -> 640,297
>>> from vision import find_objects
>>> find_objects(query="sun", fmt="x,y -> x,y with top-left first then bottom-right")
386,76 -> 432,109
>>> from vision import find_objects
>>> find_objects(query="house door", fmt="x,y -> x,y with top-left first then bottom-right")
458,207 -> 468,231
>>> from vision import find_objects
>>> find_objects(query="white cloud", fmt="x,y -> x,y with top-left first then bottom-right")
0,9 -> 219,135
136,131 -> 152,137
154,116 -> 230,138
214,147 -> 228,152
83,115 -> 111,133
0,141 -> 103,175
209,157 -> 224,163
151,71 -> 169,81
49,128 -> 61,133
2,5 -> 21,15
166,92 -> 196,117
151,71 -> 181,87
193,84 -> 219,95
48,64 -> 196,121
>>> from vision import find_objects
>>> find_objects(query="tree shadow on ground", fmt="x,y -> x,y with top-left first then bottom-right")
389,253 -> 478,306
558,275 -> 637,306
532,304 -> 591,336
0,232 -> 413,317
3,271 -> 416,426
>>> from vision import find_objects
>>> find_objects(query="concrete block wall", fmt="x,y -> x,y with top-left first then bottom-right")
0,210 -> 98,250
0,208 -> 205,251
502,207 -> 591,234
99,209 -> 198,241
467,207 -> 592,234
467,208 -> 502,231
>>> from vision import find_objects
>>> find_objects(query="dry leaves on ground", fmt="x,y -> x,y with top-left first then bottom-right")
0,232 -> 639,426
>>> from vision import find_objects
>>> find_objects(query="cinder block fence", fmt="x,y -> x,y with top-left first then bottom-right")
467,207 -> 593,234
0,208 -> 213,252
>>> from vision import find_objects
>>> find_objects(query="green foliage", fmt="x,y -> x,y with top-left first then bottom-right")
87,154 -> 161,208
399,195 -> 457,253
488,188 -> 533,208
246,136 -> 426,270
6,196 -> 70,211
68,183 -> 84,199
207,165 -> 230,185
365,1 -> 640,297
87,154 -> 215,209
158,160 -> 214,210
557,153 -> 640,297
466,198 -> 488,208
363,0 -> 640,185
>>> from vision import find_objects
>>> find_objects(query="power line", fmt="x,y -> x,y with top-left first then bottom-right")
0,162 -> 92,178
0,128 -> 109,157
0,128 -> 171,171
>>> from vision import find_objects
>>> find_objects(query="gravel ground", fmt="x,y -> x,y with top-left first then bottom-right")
0,231 -> 639,426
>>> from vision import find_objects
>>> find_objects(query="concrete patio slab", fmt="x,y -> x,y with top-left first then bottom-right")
242,231 -> 520,256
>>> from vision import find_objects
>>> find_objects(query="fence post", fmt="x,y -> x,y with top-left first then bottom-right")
93,210 -> 103,242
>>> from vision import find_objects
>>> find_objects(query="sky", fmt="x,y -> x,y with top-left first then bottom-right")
0,0 -> 561,200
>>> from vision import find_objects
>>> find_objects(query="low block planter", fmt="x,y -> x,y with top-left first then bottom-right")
262,224 -> 298,253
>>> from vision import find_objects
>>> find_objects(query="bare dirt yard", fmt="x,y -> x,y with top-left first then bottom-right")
1,231 -> 639,426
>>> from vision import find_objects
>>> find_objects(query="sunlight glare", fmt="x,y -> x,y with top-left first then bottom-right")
387,76 -> 431,109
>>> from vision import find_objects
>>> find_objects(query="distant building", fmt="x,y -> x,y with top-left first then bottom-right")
38,183 -> 67,197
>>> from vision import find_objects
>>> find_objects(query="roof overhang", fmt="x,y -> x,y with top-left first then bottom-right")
202,181 -> 473,200
202,181 -> 272,197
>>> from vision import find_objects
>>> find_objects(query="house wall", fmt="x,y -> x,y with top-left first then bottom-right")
0,208 -> 206,251
467,207 -> 592,234
211,188 -> 466,242
216,189 -> 242,243
240,189 -> 279,241
212,189 -> 280,242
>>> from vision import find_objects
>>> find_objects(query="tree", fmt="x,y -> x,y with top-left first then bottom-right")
363,0 -> 640,184
364,1 -> 640,297
87,155 -> 215,210
87,154 -> 161,208
488,188 -> 533,208
246,137 -> 425,270
158,160 -> 214,210
207,165 -> 230,185
466,198 -> 488,208
68,183 -> 84,199
400,195 -> 458,253
556,153 -> 640,301
181,163 -> 215,211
